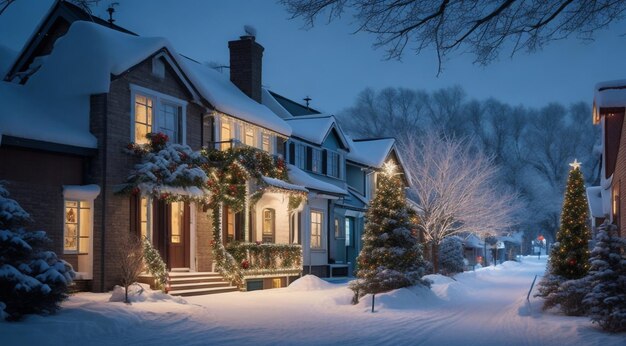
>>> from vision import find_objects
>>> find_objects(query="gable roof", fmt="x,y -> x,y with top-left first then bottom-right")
6,0 -> 136,81
287,164 -> 347,196
284,114 -> 349,149
346,137 -> 396,168
0,20 -> 292,148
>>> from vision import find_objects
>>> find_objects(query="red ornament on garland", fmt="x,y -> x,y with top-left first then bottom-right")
568,258 -> 577,266
241,259 -> 250,269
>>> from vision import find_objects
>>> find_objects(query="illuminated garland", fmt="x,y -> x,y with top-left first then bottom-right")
226,242 -> 302,271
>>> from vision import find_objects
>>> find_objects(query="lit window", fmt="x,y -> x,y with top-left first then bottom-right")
296,144 -> 306,169
345,217 -> 353,247
262,133 -> 271,153
158,102 -> 181,143
245,126 -> 256,147
64,201 -> 91,254
328,152 -> 340,178
311,149 -> 322,173
226,208 -> 235,242
311,211 -> 322,249
134,94 -> 153,144
171,202 -> 183,244
140,197 -> 151,240
221,122 -> 232,150
272,278 -> 282,288
263,209 -> 275,243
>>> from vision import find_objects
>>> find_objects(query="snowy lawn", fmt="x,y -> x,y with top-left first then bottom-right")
2,256 -> 623,345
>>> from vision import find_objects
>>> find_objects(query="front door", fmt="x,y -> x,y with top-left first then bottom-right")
168,201 -> 190,269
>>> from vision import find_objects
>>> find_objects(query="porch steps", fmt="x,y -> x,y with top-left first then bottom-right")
167,271 -> 239,296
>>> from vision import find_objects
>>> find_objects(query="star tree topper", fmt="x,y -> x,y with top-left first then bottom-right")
569,159 -> 581,170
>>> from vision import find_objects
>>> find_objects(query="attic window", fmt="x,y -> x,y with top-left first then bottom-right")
152,57 -> 165,79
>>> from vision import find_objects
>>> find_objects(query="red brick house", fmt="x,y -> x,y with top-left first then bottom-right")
0,1 -> 294,293
588,79 -> 626,237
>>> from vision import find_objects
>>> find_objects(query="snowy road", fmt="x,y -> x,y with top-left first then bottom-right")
3,257 -> 623,345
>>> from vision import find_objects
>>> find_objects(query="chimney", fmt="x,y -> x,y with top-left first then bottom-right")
228,33 -> 264,103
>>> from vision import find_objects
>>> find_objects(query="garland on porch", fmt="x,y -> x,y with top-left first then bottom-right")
142,237 -> 168,291
225,242 -> 302,271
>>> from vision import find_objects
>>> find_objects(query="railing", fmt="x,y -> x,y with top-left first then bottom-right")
225,242 -> 302,276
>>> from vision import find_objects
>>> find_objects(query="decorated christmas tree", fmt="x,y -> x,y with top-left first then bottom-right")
583,222 -> 626,332
350,162 -> 429,304
536,159 -> 591,314
550,159 -> 591,280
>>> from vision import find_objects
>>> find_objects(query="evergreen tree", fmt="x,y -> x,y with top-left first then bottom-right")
350,163 -> 429,303
583,222 -> 626,332
536,160 -> 591,314
439,236 -> 465,276
0,183 -> 74,321
551,161 -> 591,279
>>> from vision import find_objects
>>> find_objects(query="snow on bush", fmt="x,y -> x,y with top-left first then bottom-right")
287,275 -> 335,291
438,236 -> 465,276
583,223 -> 626,332
0,183 -> 74,321
109,283 -> 186,304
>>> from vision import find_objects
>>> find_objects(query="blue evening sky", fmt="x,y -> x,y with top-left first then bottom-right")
2,0 -> 626,114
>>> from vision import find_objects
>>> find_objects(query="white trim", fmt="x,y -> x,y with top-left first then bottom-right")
310,208 -> 325,250
130,84 -> 188,145
152,51 -> 201,103
190,202 -> 197,272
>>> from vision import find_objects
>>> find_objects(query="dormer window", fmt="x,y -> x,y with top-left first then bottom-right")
311,148 -> 322,173
328,151 -> 341,178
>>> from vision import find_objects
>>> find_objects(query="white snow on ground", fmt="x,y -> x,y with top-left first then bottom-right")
2,257 -> 623,345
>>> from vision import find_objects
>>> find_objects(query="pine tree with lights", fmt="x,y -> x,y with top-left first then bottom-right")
349,162 -> 429,304
536,159 -> 592,315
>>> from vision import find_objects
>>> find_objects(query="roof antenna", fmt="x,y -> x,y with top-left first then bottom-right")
107,2 -> 119,26
303,96 -> 312,110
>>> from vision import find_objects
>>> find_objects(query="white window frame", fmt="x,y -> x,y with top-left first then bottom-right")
63,200 -> 91,254
310,209 -> 324,249
262,132 -> 272,153
140,196 -> 153,242
311,148 -> 322,173
328,151 -> 341,178
244,125 -> 256,147
296,143 -> 306,170
130,84 -> 187,145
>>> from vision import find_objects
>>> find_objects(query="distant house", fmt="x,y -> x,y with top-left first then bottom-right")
588,79 -> 626,237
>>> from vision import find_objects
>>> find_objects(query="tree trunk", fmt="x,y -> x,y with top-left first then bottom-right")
431,242 -> 439,273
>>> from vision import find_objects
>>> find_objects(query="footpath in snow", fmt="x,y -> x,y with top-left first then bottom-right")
2,256 -> 623,346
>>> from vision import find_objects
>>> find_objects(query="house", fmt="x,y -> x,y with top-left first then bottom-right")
262,86 -> 413,277
588,79 -> 626,237
0,0 -> 301,294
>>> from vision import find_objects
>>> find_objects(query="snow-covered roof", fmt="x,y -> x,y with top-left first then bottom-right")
1,21 -> 292,148
261,176 -> 308,193
464,234 -> 484,248
284,114 -> 348,147
594,79 -> 626,109
347,138 -> 395,168
586,186 -> 606,218
261,88 -> 292,119
287,164 -> 347,196
179,59 -> 291,136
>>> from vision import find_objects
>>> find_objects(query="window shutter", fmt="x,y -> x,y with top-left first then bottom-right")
322,150 -> 328,175
129,195 -> 140,236
306,146 -> 312,171
289,142 -> 295,164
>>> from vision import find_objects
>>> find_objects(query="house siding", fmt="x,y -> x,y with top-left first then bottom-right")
610,112 -> 626,237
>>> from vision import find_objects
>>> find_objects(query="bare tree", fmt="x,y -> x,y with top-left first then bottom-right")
403,133 -> 519,271
117,233 -> 145,304
281,0 -> 626,74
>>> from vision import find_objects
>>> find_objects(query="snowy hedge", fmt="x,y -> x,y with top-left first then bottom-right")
438,236 -> 465,276
0,183 -> 74,321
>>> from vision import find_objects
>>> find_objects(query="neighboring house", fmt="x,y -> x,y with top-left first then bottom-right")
588,79 -> 626,237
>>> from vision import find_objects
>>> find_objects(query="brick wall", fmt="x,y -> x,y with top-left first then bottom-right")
89,54 -> 210,291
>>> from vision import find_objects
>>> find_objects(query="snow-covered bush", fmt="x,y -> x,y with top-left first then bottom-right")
0,183 -> 74,321
438,236 -> 464,276
583,223 -> 626,332
535,244 -> 589,316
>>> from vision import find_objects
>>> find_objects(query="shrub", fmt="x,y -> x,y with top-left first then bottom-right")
439,236 -> 465,276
